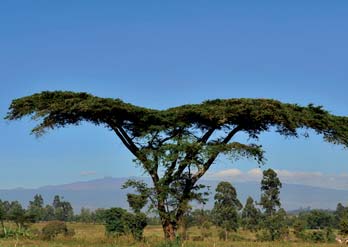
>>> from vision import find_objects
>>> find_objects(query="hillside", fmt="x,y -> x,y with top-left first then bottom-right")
0,177 -> 346,212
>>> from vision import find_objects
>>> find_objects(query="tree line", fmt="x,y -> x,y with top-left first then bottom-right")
173,168 -> 348,242
2,169 -> 348,243
0,195 -> 74,229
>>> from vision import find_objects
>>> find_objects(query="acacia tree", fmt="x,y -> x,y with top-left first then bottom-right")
5,91 -> 348,239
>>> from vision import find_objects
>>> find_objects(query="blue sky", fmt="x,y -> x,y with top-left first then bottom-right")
1,1 -> 348,189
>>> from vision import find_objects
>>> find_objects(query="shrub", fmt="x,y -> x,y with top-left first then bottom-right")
309,230 -> 325,243
293,218 -> 306,239
128,212 -> 147,241
326,227 -> 336,242
104,207 -> 147,241
41,221 -> 74,240
104,208 -> 129,237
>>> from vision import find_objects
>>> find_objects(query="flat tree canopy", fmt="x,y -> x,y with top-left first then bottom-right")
5,91 -> 348,239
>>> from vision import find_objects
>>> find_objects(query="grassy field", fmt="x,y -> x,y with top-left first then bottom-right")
0,223 -> 341,247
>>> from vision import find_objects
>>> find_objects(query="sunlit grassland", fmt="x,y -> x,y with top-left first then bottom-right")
0,223 -> 341,247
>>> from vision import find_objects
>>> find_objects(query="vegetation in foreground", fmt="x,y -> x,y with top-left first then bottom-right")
0,222 -> 343,247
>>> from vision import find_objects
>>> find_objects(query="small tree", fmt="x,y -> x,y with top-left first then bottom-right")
94,208 -> 107,224
128,213 -> 147,241
27,194 -> 45,222
104,207 -> 129,237
306,210 -> 334,229
79,207 -> 93,223
52,196 -> 74,221
0,201 -> 6,233
43,205 -> 55,221
340,215 -> 348,236
241,196 -> 261,232
260,169 -> 282,216
123,182 -> 148,241
335,203 -> 347,228
259,169 -> 288,241
212,181 -> 242,240
7,201 -> 33,229
293,217 -> 307,239
41,221 -> 74,240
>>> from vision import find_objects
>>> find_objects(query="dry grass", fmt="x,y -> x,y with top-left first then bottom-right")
0,223 -> 341,247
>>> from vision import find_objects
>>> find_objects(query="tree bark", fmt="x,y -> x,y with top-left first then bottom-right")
157,201 -> 177,240
163,220 -> 176,240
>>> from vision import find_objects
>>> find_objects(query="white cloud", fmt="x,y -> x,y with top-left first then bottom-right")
80,171 -> 97,176
247,168 -> 263,179
206,168 -> 348,190
211,168 -> 242,178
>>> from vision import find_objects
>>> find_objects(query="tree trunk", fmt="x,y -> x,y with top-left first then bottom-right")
157,199 -> 177,240
162,220 -> 177,240
0,220 -> 4,233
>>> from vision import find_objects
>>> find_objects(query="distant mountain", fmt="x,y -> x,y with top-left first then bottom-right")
0,177 -> 347,213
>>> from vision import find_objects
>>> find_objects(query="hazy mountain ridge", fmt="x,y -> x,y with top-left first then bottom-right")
0,177 -> 347,212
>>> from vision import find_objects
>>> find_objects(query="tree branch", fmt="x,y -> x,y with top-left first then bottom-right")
192,125 -> 242,183
172,128 -> 216,181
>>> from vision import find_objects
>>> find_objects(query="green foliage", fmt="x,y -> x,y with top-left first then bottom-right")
241,196 -> 261,232
43,205 -> 55,221
325,227 -> 336,242
0,226 -> 34,239
302,210 -> 335,229
104,207 -> 147,241
94,208 -> 107,224
308,230 -> 326,243
7,91 -> 348,239
154,239 -> 182,247
7,201 -> 34,229
0,201 -> 6,230
260,169 -> 282,216
340,216 -> 348,235
190,209 -> 211,228
104,208 -> 129,236
126,194 -> 148,213
41,221 -> 74,240
212,181 -> 242,234
27,194 -> 45,222
52,195 -> 74,221
293,218 -> 307,239
78,207 -> 93,223
128,212 -> 147,241
335,203 -> 346,217
258,170 -> 288,241
259,208 -> 289,241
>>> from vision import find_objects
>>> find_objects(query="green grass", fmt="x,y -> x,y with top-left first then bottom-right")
0,223 -> 341,247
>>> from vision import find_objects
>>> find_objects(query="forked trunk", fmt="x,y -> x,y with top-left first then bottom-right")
162,219 -> 177,240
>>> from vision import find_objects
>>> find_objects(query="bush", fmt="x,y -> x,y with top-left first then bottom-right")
128,212 -> 147,241
326,227 -> 336,242
308,230 -> 325,243
104,207 -> 147,241
41,221 -> 74,240
293,218 -> 306,239
104,208 -> 129,237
